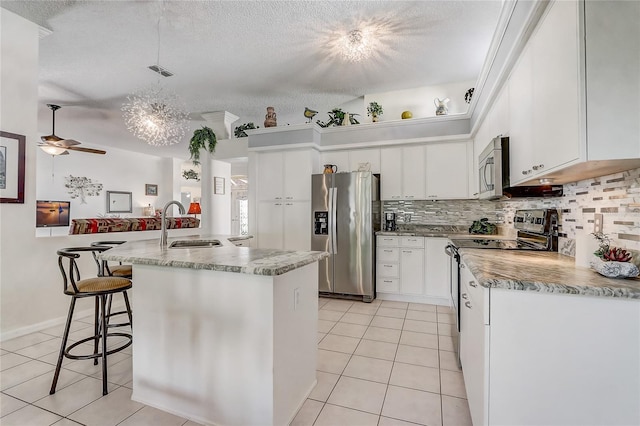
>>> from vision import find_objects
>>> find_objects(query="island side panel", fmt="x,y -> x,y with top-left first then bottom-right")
131,264 -> 275,425
272,262 -> 319,425
489,289 -> 640,426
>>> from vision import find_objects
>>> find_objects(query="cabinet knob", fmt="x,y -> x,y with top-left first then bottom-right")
406,195 -> 414,198
465,301 -> 472,309
461,293 -> 468,299
402,250 -> 412,253
275,197 -> 282,200
469,281 -> 477,288
383,280 -> 392,283
285,197 -> 293,200
532,165 -> 539,171
384,249 -> 392,253
460,263 -> 465,269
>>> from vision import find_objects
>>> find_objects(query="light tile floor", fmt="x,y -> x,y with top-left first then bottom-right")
291,298 -> 472,426
0,298 -> 471,426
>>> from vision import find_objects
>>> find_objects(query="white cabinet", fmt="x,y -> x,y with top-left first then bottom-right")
402,146 -> 426,200
283,202 -> 311,250
400,248 -> 424,295
425,142 -> 470,199
380,147 -> 403,200
507,0 -> 640,186
376,236 -> 449,304
256,150 -> 315,201
257,200 -> 310,250
424,238 -> 449,299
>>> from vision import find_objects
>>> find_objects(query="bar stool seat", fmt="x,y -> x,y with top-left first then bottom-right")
50,247 -> 133,396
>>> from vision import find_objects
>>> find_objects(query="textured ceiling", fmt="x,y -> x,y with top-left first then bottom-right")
2,0 -> 502,159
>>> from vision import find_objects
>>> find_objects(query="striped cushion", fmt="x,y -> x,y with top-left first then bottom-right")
71,277 -> 131,294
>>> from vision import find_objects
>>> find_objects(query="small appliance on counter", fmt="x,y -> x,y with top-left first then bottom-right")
384,212 -> 396,231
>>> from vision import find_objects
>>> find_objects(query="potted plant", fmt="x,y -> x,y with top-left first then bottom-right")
316,108 -> 360,127
590,232 -> 639,278
234,122 -> 258,138
189,126 -> 217,166
367,101 -> 383,122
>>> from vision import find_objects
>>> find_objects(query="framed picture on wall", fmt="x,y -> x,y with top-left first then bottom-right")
107,191 -> 132,213
145,184 -> 158,196
214,177 -> 225,195
0,131 -> 26,204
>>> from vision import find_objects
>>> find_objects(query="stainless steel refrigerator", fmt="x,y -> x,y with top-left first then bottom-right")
311,172 -> 380,302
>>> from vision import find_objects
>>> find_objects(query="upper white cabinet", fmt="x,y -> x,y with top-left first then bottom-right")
402,146 -> 426,199
380,147 -> 404,200
256,149 -> 317,201
320,151 -> 349,174
425,142 -> 470,199
508,0 -> 640,186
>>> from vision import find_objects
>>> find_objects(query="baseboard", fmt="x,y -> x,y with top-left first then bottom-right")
0,302 -> 126,343
376,293 -> 450,306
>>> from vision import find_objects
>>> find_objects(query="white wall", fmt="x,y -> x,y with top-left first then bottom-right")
35,146 -> 174,236
365,80 -> 475,122
210,159 -> 231,234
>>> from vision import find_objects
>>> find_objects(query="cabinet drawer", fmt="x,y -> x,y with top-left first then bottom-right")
377,278 -> 400,293
400,236 -> 424,248
377,236 -> 399,247
377,262 -> 399,278
377,247 -> 399,262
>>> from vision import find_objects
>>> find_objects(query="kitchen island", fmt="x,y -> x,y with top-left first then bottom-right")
102,235 -> 328,426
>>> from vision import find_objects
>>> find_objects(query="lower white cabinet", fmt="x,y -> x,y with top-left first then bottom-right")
257,201 -> 310,250
459,259 -> 640,426
376,236 -> 450,304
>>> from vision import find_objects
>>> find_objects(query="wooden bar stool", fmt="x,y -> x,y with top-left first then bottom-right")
50,247 -> 132,396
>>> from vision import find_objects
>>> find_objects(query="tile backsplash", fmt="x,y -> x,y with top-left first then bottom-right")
383,167 -> 640,257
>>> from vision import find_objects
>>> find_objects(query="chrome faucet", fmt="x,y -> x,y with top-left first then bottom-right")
160,200 -> 186,248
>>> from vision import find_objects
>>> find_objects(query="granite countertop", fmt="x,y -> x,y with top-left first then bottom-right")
100,234 -> 328,276
459,249 -> 640,299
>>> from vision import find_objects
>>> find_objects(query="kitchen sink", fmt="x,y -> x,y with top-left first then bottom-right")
168,239 -> 222,249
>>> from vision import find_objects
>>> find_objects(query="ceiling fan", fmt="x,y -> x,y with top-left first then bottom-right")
39,104 -> 106,155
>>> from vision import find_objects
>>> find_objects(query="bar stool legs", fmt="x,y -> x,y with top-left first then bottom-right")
50,298 -> 76,395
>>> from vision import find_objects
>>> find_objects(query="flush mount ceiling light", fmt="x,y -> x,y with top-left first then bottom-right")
341,29 -> 374,63
121,4 -> 189,147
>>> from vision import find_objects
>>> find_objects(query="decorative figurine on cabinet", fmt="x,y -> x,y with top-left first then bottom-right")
264,107 -> 277,127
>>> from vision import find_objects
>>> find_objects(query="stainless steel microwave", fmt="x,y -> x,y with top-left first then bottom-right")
478,136 -> 563,200
478,136 -> 508,200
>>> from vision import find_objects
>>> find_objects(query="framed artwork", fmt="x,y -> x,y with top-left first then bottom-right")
0,131 -> 26,204
145,184 -> 158,196
106,191 -> 132,213
214,177 -> 225,195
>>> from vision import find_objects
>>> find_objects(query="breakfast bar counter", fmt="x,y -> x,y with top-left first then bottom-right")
102,236 -> 328,426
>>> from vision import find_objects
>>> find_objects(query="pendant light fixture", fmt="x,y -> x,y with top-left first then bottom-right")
121,2 -> 189,146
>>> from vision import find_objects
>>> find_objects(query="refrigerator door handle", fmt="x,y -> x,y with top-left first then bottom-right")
327,187 -> 334,254
331,186 -> 338,254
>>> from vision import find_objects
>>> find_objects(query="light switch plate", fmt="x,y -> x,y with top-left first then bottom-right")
593,213 -> 603,234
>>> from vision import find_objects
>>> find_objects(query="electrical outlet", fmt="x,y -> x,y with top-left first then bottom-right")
404,213 -> 411,223
294,287 -> 300,310
594,213 -> 603,234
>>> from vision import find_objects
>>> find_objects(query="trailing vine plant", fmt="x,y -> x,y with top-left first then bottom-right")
189,126 -> 217,166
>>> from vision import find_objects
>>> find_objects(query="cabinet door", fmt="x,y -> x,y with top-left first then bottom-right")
425,142 -> 469,199
460,263 -> 489,426
257,152 -> 284,200
380,147 -> 403,200
400,248 -> 425,295
424,238 -> 449,299
349,148 -> 381,173
402,146 -> 426,200
257,201 -> 283,249
508,44 -> 534,185
321,151 -> 349,175
532,0 -> 580,174
284,150 -> 313,201
283,201 -> 311,250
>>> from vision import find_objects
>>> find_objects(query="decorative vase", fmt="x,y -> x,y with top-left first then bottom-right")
342,113 -> 351,126
372,113 -> 379,123
590,257 -> 640,279
264,107 -> 277,128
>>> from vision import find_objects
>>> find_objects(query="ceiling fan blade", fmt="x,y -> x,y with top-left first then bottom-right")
57,138 -> 81,147
41,134 -> 64,143
65,146 -> 106,155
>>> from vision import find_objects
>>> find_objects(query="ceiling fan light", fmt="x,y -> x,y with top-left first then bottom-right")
40,145 -> 68,156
